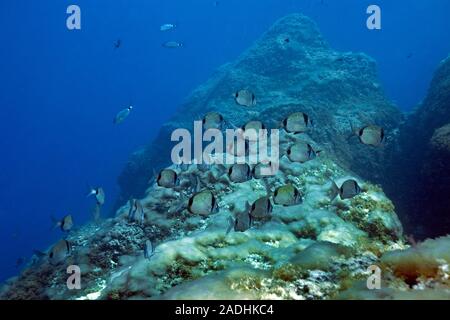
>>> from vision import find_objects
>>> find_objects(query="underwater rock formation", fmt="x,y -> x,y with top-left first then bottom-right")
2,13 -> 448,301
117,13 -> 401,204
387,55 -> 450,238
1,126 -> 412,300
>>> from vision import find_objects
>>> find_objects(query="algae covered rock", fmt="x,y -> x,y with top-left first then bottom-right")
117,13 -> 401,205
0,125 -> 409,300
338,235 -> 450,300
2,13 -> 449,302
430,123 -> 450,153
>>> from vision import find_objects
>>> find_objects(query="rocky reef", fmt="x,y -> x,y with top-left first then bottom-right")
1,13 -> 449,301
3,124 -> 449,300
117,13 -> 402,206
387,55 -> 450,238
0,127 -> 410,300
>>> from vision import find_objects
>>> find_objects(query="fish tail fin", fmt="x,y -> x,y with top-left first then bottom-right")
225,119 -> 238,130
346,120 -> 357,141
329,180 -> 339,201
226,216 -> 234,235
195,175 -> 202,193
50,215 -> 60,230
33,250 -> 46,258
86,183 -> 95,197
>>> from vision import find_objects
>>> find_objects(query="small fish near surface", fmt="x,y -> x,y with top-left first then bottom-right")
352,125 -> 385,147
287,142 -> 320,163
273,184 -> 302,206
160,23 -> 177,32
128,199 -> 145,224
234,89 -> 256,107
202,111 -> 224,130
88,187 -> 105,206
157,169 -> 180,188
144,240 -> 156,260
114,39 -> 121,49
227,202 -> 253,233
49,239 -> 71,265
52,214 -> 74,232
228,163 -> 252,183
282,112 -> 313,133
330,179 -> 362,201
114,105 -> 133,124
250,196 -> 273,220
162,41 -> 183,48
188,190 -> 219,216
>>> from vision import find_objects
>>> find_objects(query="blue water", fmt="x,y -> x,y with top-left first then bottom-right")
0,0 -> 449,282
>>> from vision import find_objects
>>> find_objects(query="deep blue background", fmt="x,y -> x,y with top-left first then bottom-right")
0,0 -> 449,282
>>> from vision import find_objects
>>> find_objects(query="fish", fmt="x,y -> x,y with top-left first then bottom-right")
242,120 -> 265,141
188,190 -> 219,216
114,39 -> 121,49
88,187 -> 105,206
202,111 -> 224,130
250,196 -> 273,220
114,105 -> 133,124
352,125 -> 385,147
286,142 -> 319,163
252,161 -> 274,179
228,163 -> 252,183
157,169 -> 180,188
273,184 -> 302,206
128,199 -> 145,223
160,23 -> 176,32
243,120 -> 265,132
186,174 -> 202,194
235,89 -> 256,107
162,41 -> 183,48
226,130 -> 249,157
329,179 -> 362,201
32,250 -> 47,259
282,112 -> 313,133
227,202 -> 253,233
49,239 -> 71,265
144,240 -> 156,260
51,214 -> 74,232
